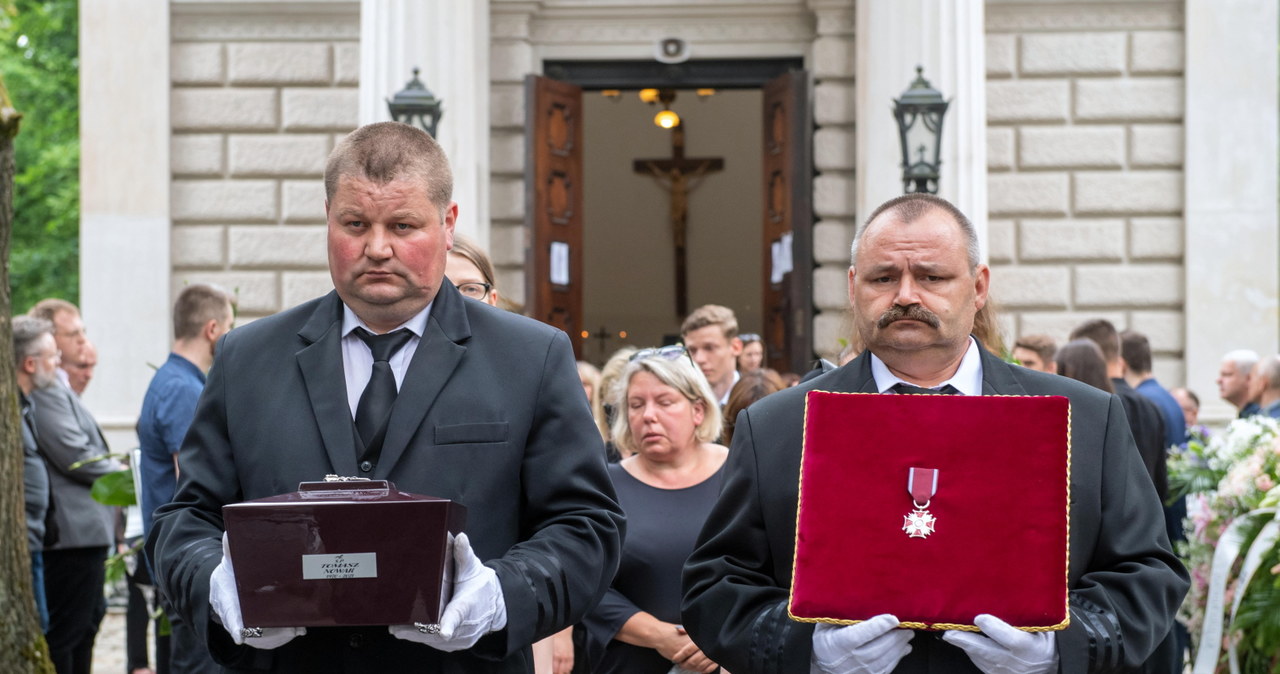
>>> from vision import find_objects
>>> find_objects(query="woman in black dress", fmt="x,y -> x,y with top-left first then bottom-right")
581,346 -> 727,674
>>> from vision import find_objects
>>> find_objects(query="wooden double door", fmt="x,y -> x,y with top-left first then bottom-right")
525,67 -> 814,375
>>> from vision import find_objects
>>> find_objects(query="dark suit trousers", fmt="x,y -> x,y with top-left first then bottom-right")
44,546 -> 108,674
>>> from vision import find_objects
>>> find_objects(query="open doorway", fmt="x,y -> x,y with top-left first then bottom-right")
579,88 -> 763,364
527,58 -> 813,372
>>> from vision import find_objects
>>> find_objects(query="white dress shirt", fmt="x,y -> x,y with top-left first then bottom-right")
869,336 -> 984,396
340,303 -> 432,418
719,369 -> 742,407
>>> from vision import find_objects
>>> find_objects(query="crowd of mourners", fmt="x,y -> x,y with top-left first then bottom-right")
18,258 -> 1225,674
13,121 -> 1203,674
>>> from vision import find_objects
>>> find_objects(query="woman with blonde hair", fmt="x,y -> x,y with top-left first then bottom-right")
580,346 -> 726,673
592,346 -> 638,461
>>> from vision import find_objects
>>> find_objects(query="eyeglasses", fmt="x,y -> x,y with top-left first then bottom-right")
740,333 -> 762,344
629,344 -> 694,367
455,282 -> 493,300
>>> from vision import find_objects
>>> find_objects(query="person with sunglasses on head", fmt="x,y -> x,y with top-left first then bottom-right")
578,346 -> 726,674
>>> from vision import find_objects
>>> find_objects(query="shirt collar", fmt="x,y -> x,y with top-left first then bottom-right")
166,352 -> 208,383
870,336 -> 984,396
718,369 -> 742,407
341,302 -> 432,339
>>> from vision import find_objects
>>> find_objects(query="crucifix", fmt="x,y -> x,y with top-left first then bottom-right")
633,121 -> 724,318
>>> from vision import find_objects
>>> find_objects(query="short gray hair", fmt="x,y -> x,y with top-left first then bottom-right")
851,193 -> 980,270
609,353 -> 723,456
1223,349 -> 1260,374
1257,354 -> 1280,391
13,315 -> 54,368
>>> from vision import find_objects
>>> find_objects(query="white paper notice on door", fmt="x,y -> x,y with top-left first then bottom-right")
550,241 -> 570,286
770,232 -> 794,285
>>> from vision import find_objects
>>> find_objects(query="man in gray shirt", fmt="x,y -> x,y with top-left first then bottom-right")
14,315 -> 57,633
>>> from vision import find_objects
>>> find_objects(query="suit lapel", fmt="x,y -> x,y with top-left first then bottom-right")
376,283 -> 471,478
817,351 -> 881,394
978,345 -> 1029,396
296,292 -> 359,476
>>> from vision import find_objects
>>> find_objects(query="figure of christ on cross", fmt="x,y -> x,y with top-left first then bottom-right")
633,122 -> 724,318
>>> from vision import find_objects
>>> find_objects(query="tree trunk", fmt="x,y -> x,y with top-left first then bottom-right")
0,83 -> 54,673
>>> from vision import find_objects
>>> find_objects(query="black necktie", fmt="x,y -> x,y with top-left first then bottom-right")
891,382 -> 961,395
353,328 -> 413,461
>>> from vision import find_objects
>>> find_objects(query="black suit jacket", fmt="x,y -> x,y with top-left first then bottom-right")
681,347 -> 1188,674
1111,378 -> 1169,502
148,284 -> 625,673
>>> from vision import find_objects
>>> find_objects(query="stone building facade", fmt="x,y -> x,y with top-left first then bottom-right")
80,0 -> 1277,447
985,2 -> 1187,378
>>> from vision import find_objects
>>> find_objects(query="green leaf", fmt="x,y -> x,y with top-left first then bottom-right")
0,0 -> 80,308
90,469 -> 136,506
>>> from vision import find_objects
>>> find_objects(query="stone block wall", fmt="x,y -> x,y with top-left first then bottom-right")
809,4 -> 858,361
487,5 -> 533,304
169,7 -> 360,320
985,1 -> 1186,384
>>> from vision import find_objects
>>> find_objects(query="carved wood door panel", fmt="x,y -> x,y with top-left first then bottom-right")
525,75 -> 585,357
761,70 -> 814,374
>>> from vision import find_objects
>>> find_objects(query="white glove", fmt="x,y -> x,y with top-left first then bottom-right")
209,532 -> 307,649
811,614 -> 913,674
389,532 -> 508,652
941,614 -> 1057,674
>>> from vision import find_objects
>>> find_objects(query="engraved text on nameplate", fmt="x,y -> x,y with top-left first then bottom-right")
302,553 -> 378,580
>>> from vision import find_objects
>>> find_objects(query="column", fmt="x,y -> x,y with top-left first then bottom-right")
78,0 -> 171,446
1184,0 -> 1279,422
360,0 -> 491,247
855,0 -> 987,255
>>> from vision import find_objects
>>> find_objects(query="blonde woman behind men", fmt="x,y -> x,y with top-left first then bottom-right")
593,346 -> 638,462
579,346 -> 726,673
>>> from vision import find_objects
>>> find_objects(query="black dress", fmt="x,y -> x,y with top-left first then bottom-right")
581,462 -> 724,674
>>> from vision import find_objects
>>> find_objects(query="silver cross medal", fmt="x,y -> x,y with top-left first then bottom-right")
903,467 -> 938,539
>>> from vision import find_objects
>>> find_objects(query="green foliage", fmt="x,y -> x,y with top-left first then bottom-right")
89,468 -> 135,506
0,0 -> 79,310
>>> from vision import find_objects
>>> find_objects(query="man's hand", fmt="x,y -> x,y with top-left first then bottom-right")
941,614 -> 1056,674
209,533 -> 306,649
389,532 -> 508,652
810,614 -> 913,674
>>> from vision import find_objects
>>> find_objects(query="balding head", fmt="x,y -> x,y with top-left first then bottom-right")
852,193 -> 981,271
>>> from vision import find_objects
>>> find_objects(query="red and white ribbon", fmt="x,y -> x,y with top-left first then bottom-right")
908,467 -> 938,507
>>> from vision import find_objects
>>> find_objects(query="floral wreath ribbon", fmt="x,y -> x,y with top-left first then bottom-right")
1192,507 -> 1280,674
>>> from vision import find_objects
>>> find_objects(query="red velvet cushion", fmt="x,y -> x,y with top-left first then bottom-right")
788,391 -> 1070,631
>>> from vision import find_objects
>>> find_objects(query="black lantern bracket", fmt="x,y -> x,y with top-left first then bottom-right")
893,66 -> 950,194
387,67 -> 444,138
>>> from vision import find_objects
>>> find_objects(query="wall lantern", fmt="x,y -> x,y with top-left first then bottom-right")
893,66 -> 950,194
387,67 -> 444,137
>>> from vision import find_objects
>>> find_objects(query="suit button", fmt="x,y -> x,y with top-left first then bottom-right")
359,460 -> 373,472
349,633 -> 365,649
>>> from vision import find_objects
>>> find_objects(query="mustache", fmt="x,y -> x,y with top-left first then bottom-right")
876,304 -> 941,329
